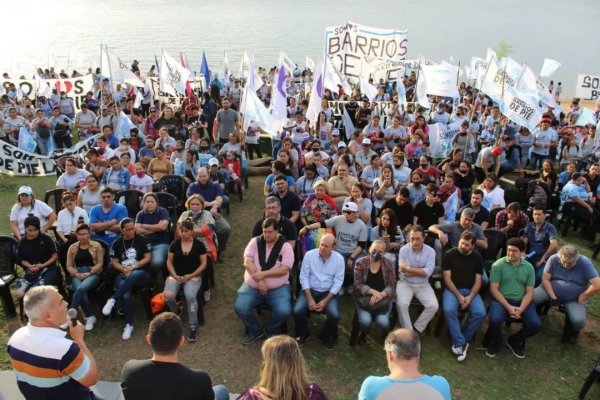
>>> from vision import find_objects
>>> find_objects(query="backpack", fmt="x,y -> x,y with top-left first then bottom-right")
526,179 -> 550,208
37,123 -> 51,139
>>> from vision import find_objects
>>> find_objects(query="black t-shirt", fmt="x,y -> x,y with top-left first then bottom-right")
110,235 -> 151,268
121,360 -> 214,400
584,173 -> 600,195
380,199 -> 413,229
153,117 -> 178,137
169,238 -> 207,275
252,217 -> 298,241
268,191 -> 301,220
413,201 -> 445,230
365,267 -> 385,292
442,248 -> 483,289
458,205 -> 490,226
18,232 -> 57,265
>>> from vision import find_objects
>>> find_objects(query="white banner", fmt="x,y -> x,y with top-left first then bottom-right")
499,91 -> 544,131
575,74 -> 600,101
325,21 -> 408,81
420,64 -> 459,98
0,75 -> 93,112
0,134 -> 99,176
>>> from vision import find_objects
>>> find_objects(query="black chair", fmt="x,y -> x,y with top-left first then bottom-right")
157,175 -> 186,213
44,188 -> 67,213
482,229 -> 507,276
0,236 -> 19,318
488,207 -> 505,228
155,192 -> 179,221
579,355 -> 600,399
114,190 -> 144,219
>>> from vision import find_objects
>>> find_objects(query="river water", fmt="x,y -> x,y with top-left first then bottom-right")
1,0 -> 598,94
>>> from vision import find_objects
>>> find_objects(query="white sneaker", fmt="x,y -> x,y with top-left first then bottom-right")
204,289 -> 211,302
85,316 -> 97,331
102,298 -> 116,316
346,286 -> 354,295
122,324 -> 134,340
457,343 -> 469,362
451,345 -> 461,356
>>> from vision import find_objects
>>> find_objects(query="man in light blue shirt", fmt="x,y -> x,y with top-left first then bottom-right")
89,188 -> 128,246
359,328 -> 451,400
293,233 -> 345,349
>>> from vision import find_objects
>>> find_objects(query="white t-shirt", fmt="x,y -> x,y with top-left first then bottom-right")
532,129 -> 553,156
56,207 -> 89,234
10,200 -> 54,234
56,169 -> 91,190
481,186 -> 505,210
129,174 -> 154,193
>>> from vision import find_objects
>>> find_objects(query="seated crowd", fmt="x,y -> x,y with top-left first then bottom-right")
4,72 -> 600,400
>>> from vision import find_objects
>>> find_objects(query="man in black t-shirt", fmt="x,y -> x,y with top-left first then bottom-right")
252,196 -> 297,246
441,231 -> 485,362
121,312 -> 229,400
380,187 -> 413,232
412,184 -> 445,230
102,218 -> 151,341
457,189 -> 490,229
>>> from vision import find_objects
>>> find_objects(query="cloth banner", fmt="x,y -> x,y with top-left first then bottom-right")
420,64 -> 459,98
430,122 -> 460,159
1,75 -> 93,113
499,91 -> 544,131
540,58 -> 561,78
0,134 -> 100,176
575,74 -> 600,101
575,108 -> 598,127
325,21 -> 408,81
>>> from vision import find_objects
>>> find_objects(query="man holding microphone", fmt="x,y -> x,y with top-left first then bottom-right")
7,286 -> 98,399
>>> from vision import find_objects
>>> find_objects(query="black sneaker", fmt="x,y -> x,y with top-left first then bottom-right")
188,328 -> 198,343
506,337 -> 526,359
485,343 -> 500,358
241,330 -> 266,345
295,334 -> 311,346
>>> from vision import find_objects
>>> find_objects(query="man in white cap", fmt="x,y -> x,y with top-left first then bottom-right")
300,201 -> 367,294
355,138 -> 377,170
331,141 -> 350,165
207,157 -> 231,210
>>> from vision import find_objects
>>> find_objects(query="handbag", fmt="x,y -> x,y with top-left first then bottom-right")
356,295 -> 390,315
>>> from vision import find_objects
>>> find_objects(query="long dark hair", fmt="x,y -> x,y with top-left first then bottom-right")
378,208 -> 398,238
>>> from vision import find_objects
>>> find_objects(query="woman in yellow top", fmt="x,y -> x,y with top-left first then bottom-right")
147,145 -> 173,180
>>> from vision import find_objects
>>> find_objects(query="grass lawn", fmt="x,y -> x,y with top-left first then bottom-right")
0,174 -> 598,399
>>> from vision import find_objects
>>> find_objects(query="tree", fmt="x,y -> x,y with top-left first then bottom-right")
495,42 -> 512,59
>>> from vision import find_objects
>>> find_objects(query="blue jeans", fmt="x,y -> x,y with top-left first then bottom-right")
112,269 -> 150,324
36,136 -> 52,156
442,288 -> 486,347
213,385 -> 229,400
234,283 -> 291,336
486,298 -> 542,347
70,274 -> 102,317
533,287 -> 588,330
293,289 -> 340,341
356,301 -> 393,331
150,243 -> 169,272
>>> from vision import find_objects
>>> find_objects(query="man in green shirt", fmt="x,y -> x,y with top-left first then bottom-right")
485,238 -> 541,359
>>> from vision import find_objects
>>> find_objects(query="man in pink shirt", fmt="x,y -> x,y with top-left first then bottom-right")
234,218 -> 294,345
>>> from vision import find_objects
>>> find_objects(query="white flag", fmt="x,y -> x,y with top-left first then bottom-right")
540,58 -> 561,78
115,111 -> 135,139
576,108 -> 598,126
160,50 -> 191,96
281,52 -> 296,74
240,53 -> 260,119
239,52 -> 251,79
396,70 -> 407,107
499,91 -> 544,131
324,56 -> 351,94
342,107 -> 355,138
501,57 -> 523,94
134,89 -> 143,109
222,53 -> 231,85
421,64 -> 459,98
104,47 -> 145,88
359,78 -> 378,102
34,72 -> 52,98
306,58 -> 324,125
486,48 -> 498,62
480,56 -> 503,103
269,54 -> 288,129
416,73 -> 430,109
305,56 -> 315,71
443,190 -> 460,224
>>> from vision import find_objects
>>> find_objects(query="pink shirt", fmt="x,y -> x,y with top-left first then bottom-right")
243,237 -> 294,289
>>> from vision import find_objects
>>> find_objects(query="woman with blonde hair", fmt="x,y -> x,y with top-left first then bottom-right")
237,335 -> 327,400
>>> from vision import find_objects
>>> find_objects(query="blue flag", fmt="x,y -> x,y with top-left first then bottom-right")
201,51 -> 211,91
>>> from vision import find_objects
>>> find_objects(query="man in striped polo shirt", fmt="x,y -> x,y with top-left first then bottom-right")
7,286 -> 98,399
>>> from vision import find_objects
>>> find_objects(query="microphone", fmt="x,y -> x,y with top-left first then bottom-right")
67,308 -> 79,327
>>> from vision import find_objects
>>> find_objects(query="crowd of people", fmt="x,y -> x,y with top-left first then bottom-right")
4,59 -> 600,400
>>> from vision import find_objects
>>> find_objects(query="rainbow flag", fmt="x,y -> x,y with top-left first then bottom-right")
300,228 -> 335,258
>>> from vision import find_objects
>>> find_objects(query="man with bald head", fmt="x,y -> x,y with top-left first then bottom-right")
293,233 -> 345,349
7,286 -> 98,399
359,328 -> 451,400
